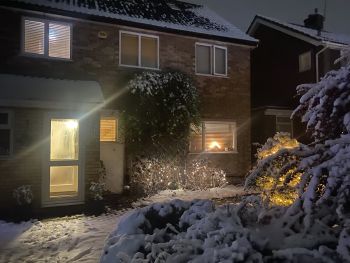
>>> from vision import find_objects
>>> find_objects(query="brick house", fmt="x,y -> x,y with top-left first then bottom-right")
247,12 -> 350,151
0,0 -> 257,211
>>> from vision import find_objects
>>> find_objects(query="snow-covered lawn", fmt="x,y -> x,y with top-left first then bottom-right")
0,186 -> 244,263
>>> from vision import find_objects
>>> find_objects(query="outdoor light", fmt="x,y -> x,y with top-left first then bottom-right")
66,120 -> 78,129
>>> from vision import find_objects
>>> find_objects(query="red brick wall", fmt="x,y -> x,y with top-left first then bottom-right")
0,6 -> 252,199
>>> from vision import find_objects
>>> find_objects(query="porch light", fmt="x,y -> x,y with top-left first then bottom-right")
66,120 -> 78,129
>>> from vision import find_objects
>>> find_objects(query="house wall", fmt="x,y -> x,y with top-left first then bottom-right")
0,7 -> 252,189
250,24 -> 341,151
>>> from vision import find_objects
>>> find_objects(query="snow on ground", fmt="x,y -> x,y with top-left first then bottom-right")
0,186 -> 245,263
132,185 -> 246,207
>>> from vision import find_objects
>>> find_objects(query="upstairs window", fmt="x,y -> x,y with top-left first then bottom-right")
189,121 -> 236,153
299,51 -> 311,72
23,18 -> 71,59
120,31 -> 159,69
196,43 -> 227,76
0,111 -> 13,158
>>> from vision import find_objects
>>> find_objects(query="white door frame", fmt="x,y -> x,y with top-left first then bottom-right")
42,112 -> 85,207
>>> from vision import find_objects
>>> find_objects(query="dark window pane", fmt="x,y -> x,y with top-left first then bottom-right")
0,113 -> 8,125
214,47 -> 226,75
0,129 -> 10,156
196,45 -> 211,74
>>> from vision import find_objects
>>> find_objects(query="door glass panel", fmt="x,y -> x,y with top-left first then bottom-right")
50,166 -> 78,198
50,119 -> 78,160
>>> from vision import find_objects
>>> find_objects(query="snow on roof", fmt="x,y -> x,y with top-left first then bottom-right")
250,15 -> 350,46
0,74 -> 104,109
5,0 -> 257,45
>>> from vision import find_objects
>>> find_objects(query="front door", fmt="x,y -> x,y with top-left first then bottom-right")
42,113 -> 84,207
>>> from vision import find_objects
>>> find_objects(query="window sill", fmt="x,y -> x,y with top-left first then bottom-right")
195,73 -> 229,78
19,52 -> 73,62
119,64 -> 160,71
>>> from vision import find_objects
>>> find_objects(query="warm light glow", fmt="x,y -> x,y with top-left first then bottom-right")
66,120 -> 78,129
209,141 -> 221,150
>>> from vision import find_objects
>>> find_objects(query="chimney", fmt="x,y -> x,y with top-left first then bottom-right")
304,8 -> 325,35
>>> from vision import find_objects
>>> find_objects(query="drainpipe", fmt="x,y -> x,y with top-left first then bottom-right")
315,45 -> 328,81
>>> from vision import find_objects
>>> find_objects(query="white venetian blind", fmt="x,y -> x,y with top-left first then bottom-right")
100,118 -> 117,142
24,19 -> 45,55
49,23 -> 71,59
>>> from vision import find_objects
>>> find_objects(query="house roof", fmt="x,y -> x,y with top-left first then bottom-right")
248,15 -> 350,47
0,74 -> 104,109
2,0 -> 257,46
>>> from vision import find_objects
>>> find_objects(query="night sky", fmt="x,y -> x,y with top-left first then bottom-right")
187,0 -> 350,36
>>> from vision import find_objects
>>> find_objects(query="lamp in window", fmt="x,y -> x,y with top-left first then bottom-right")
209,141 -> 221,151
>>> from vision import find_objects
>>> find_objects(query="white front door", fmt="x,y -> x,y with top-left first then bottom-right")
42,113 -> 84,207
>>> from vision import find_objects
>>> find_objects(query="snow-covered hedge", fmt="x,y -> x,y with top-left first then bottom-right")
130,158 -> 227,195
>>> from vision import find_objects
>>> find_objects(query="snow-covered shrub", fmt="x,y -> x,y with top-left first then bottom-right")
122,70 -> 200,156
89,161 -> 107,200
183,159 -> 227,191
130,158 -> 227,195
130,157 -> 183,195
89,182 -> 106,201
13,185 -> 33,206
101,200 -> 264,263
293,64 -> 350,141
246,133 -> 302,207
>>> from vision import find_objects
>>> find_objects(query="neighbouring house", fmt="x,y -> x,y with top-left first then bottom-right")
247,10 -> 350,152
0,0 -> 257,212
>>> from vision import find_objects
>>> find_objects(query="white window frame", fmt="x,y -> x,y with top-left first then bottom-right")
195,43 -> 228,77
21,17 -> 72,60
119,30 -> 160,70
189,120 -> 237,154
0,110 -> 13,159
264,109 -> 294,137
299,51 -> 311,72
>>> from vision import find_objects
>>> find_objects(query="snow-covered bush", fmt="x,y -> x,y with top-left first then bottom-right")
183,159 -> 227,191
89,161 -> 107,200
130,157 -> 183,195
122,70 -> 200,156
130,158 -> 227,195
101,200 -> 264,263
246,133 -> 302,206
293,64 -> 350,141
13,185 -> 33,206
89,182 -> 106,201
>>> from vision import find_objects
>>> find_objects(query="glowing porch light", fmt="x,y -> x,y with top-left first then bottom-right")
66,120 -> 78,129
209,141 -> 221,150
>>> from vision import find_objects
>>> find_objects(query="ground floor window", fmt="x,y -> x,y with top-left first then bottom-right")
100,117 -> 118,142
264,109 -> 293,136
189,121 -> 236,153
0,111 -> 12,157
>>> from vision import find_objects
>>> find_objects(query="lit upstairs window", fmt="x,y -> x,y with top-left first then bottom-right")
23,18 -> 71,59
